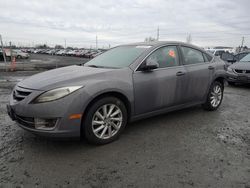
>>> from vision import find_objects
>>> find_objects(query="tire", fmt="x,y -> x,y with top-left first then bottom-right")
83,97 -> 127,145
202,81 -> 224,111
228,81 -> 235,86
17,55 -> 21,59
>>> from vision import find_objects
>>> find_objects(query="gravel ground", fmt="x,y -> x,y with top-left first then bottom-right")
0,67 -> 250,187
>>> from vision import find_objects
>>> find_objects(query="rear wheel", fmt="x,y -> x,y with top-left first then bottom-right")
202,81 -> 224,111
83,97 -> 127,145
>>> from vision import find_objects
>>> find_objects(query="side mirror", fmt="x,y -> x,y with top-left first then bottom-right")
141,59 -> 159,71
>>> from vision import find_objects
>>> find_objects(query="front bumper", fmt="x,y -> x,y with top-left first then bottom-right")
7,85 -> 89,138
226,72 -> 250,83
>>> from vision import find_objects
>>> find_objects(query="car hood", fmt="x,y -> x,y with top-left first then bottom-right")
230,62 -> 250,70
18,65 -> 116,90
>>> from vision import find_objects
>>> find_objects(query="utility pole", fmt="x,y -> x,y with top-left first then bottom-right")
96,35 -> 98,50
64,39 -> 66,49
186,33 -> 192,44
157,26 -> 159,41
0,35 -> 7,72
240,36 -> 245,52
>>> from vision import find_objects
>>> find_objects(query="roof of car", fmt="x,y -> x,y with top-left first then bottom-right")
123,41 -> 204,51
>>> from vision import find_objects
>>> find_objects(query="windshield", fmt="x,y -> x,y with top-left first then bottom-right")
85,45 -> 151,68
240,54 -> 250,62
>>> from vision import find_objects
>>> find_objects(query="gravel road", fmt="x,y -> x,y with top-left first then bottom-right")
0,67 -> 249,187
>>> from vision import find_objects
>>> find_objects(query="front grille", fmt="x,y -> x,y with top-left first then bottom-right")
234,69 -> 250,74
15,115 -> 35,128
13,86 -> 32,102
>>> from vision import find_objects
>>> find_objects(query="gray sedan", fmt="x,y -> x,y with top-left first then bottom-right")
7,41 -> 226,144
227,53 -> 250,85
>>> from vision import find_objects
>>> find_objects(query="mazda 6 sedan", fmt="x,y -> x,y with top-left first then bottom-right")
7,41 -> 226,144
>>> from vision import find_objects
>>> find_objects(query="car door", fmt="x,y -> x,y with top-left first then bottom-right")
180,46 -> 213,103
133,46 -> 188,115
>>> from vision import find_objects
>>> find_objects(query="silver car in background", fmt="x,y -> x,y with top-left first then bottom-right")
227,53 -> 250,85
7,41 -> 226,144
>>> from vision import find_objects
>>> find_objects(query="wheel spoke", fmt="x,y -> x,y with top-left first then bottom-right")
110,117 -> 122,122
93,125 -> 105,133
211,99 -> 216,106
111,122 -> 119,130
108,126 -> 112,137
107,105 -> 115,117
102,105 -> 108,118
100,126 -> 108,138
93,120 -> 104,125
110,109 -> 120,117
96,111 -> 104,120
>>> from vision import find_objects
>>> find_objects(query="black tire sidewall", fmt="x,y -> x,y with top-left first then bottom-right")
83,97 -> 127,145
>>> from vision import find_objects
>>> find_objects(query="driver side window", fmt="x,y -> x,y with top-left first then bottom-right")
146,46 -> 179,68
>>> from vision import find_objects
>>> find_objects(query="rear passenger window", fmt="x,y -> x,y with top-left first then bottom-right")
181,47 -> 205,65
146,46 -> 179,68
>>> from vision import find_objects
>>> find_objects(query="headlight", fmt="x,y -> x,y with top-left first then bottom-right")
33,86 -> 82,103
227,67 -> 233,72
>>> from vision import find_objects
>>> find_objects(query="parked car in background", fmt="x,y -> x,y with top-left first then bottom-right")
227,53 -> 250,85
91,51 -> 103,58
221,51 -> 250,65
232,51 -> 250,62
7,41 -> 226,145
13,49 -> 30,59
206,49 -> 228,57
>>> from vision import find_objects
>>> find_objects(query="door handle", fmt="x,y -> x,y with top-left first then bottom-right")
208,66 -> 215,70
176,71 -> 185,76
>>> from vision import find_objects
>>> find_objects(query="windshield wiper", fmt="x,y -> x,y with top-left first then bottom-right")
86,65 -> 118,69
87,65 -> 100,68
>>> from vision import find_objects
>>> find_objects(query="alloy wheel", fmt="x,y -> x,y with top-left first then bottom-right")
210,84 -> 222,108
92,104 -> 123,139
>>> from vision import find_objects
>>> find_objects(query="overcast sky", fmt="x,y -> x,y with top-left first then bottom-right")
0,0 -> 249,48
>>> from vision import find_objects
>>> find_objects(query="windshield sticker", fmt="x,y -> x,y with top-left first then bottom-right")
168,50 -> 176,58
135,46 -> 152,49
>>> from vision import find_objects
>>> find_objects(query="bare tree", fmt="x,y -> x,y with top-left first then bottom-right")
145,37 -> 156,42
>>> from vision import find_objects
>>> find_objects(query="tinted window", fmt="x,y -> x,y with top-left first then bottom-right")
85,45 -> 151,68
181,47 -> 205,65
146,46 -> 179,68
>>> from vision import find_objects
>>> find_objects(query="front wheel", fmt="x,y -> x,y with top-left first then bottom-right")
83,97 -> 127,145
202,81 -> 224,111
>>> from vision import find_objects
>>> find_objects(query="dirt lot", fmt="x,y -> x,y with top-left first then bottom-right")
0,53 -> 88,71
0,56 -> 250,187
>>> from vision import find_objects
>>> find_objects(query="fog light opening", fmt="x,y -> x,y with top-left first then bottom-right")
34,118 -> 57,130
